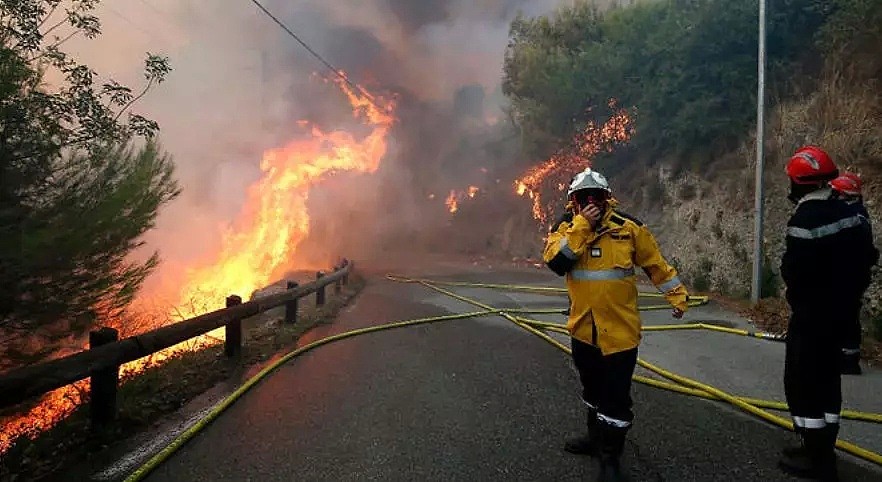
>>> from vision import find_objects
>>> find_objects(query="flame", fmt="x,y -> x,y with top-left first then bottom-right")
514,101 -> 633,225
445,190 -> 458,213
174,79 -> 394,315
0,77 -> 396,456
444,186 -> 480,213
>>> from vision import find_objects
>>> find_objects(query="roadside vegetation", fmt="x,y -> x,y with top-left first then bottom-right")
502,0 -> 882,346
0,274 -> 365,481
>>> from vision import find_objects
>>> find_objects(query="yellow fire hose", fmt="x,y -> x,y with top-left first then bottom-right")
394,276 -> 710,302
517,317 -> 785,342
386,275 -> 882,465
124,276 -> 882,481
124,310 -> 502,482
513,318 -> 842,424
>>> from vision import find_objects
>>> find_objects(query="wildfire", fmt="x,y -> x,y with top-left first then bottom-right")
514,101 -> 633,225
444,186 -> 480,213
174,79 -> 394,314
0,77 -> 396,456
445,190 -> 458,213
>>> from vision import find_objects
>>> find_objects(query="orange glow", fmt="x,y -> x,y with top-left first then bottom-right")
445,190 -> 458,213
514,101 -> 633,226
444,186 -> 481,213
0,77 -> 396,457
173,78 -> 394,316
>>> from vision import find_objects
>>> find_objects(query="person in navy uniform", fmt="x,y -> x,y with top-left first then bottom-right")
778,146 -> 878,480
828,172 -> 878,375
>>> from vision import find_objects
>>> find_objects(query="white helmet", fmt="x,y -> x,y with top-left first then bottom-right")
567,168 -> 611,197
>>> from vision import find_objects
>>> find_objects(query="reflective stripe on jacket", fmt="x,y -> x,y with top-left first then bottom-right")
543,208 -> 689,355
781,189 -> 878,328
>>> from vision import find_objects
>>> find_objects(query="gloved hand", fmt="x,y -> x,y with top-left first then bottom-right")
671,307 -> 684,319
580,203 -> 603,229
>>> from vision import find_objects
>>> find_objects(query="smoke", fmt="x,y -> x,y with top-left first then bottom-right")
58,0 -> 574,296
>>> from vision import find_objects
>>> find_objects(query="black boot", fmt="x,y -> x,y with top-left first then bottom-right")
781,426 -> 806,459
779,425 -> 839,481
815,424 -> 840,482
596,422 -> 629,482
564,407 -> 599,456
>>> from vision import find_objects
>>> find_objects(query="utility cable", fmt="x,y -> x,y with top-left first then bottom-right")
247,0 -> 382,110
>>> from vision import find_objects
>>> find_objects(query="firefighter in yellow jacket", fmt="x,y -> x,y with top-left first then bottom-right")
543,168 -> 689,481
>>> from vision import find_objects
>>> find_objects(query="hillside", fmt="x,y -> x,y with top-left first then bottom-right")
494,0 -> 882,339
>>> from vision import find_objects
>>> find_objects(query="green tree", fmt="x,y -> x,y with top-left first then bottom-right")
502,0 -> 833,165
817,0 -> 882,81
0,0 -> 179,367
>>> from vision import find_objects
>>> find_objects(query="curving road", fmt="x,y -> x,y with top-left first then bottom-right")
97,255 -> 882,482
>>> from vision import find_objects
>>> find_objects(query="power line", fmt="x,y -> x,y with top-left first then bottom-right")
247,0 -> 381,109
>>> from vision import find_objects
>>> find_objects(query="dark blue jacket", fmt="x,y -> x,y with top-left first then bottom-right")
781,192 -> 878,330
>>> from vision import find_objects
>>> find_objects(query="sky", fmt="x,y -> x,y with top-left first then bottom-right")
57,0 -> 588,289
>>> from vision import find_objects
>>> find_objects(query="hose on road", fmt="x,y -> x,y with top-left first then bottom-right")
387,275 -> 882,464
124,275 -> 882,481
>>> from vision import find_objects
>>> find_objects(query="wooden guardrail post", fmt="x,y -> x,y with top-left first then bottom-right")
0,255 -> 355,411
285,281 -> 299,324
225,295 -> 243,357
89,327 -> 119,429
316,271 -> 326,306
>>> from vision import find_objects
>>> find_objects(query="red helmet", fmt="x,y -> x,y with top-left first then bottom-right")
785,146 -> 838,184
830,172 -> 862,196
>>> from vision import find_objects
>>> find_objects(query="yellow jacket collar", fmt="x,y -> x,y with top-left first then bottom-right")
597,207 -> 622,232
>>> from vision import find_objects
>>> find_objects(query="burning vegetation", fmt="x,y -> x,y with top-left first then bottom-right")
0,78 -> 396,457
515,102 -> 634,226
444,186 -> 481,214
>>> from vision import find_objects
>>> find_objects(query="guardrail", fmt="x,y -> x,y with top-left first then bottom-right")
0,259 -> 355,427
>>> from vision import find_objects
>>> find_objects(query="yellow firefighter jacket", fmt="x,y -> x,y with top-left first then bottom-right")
543,207 -> 689,355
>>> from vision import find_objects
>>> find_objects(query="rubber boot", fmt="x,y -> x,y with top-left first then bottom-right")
815,424 -> 840,482
781,426 -> 806,459
564,407 -> 599,456
840,351 -> 862,375
779,425 -> 839,481
596,422 -> 629,482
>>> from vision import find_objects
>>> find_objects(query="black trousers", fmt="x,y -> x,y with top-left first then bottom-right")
571,337 -> 638,426
784,319 -> 842,430
842,299 -> 862,354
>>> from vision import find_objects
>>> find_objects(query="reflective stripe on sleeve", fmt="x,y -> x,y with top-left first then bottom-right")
559,238 -> 578,260
656,276 -> 682,293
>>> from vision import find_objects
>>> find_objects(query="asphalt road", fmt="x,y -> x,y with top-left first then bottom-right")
122,256 -> 881,482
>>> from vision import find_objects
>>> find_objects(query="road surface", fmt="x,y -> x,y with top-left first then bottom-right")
95,255 -> 882,481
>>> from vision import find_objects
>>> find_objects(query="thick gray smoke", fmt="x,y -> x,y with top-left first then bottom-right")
63,0 -> 575,293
